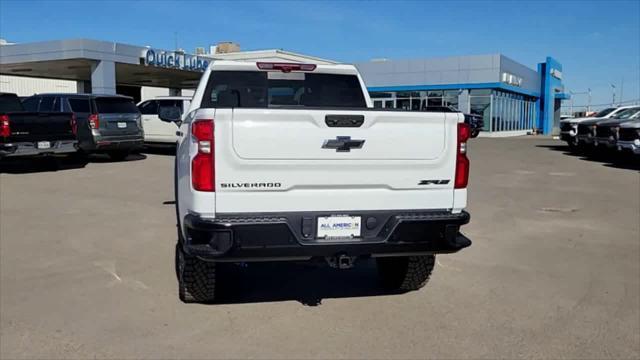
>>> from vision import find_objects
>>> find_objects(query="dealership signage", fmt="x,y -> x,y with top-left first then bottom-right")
143,49 -> 209,72
550,68 -> 563,80
501,72 -> 523,87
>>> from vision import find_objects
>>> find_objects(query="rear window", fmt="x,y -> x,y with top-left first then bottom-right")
95,97 -> 139,113
202,71 -> 366,108
68,98 -> 91,113
0,94 -> 25,112
22,97 -> 39,112
138,100 -> 158,115
39,97 -> 56,112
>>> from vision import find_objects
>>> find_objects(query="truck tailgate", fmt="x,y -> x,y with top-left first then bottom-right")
3,112 -> 75,142
231,109 -> 446,160
214,108 -> 459,213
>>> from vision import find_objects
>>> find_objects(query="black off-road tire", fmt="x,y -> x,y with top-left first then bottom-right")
377,255 -> 435,292
176,243 -> 217,303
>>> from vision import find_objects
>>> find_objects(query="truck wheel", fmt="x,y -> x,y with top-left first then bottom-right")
175,244 -> 216,303
107,151 -> 129,161
377,255 -> 435,292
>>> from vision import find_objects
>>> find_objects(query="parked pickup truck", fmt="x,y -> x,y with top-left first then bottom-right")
560,107 -> 620,148
0,92 -> 77,158
577,106 -> 640,147
594,111 -> 640,148
162,61 -> 472,303
617,120 -> 640,155
23,94 -> 143,160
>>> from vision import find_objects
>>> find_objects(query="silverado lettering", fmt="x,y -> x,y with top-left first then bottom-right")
220,182 -> 282,188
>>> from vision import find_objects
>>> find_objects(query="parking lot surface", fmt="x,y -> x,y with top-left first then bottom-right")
1,138 -> 638,359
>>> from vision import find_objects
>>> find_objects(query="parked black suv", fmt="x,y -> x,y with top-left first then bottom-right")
22,94 -> 143,160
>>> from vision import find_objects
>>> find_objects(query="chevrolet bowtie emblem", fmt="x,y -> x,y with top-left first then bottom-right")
322,136 -> 365,152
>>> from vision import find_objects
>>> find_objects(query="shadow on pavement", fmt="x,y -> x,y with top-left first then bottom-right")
87,152 -> 147,163
142,145 -> 176,156
211,259 -> 401,306
0,155 -> 88,174
537,144 -> 639,171
0,152 -> 148,174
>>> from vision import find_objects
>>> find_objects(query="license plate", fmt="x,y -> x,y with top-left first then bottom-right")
36,141 -> 50,149
317,216 -> 361,239
117,122 -> 127,128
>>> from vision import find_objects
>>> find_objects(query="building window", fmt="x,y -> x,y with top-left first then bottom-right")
370,92 -> 394,98
470,95 -> 491,131
490,90 -> 537,132
443,90 -> 459,110
470,89 -> 492,96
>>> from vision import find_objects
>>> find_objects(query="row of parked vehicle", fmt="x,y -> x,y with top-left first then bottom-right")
0,92 -> 187,160
1,90 -> 486,162
560,105 -> 640,155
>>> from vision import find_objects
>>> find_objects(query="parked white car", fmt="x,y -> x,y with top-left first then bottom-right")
160,60 -> 472,303
137,96 -> 191,145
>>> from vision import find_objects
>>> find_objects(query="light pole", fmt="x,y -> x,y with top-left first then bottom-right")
568,91 -> 574,115
569,89 -> 589,115
611,84 -> 616,106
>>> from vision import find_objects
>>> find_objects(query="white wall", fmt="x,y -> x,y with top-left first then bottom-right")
0,74 -> 77,95
140,87 -> 195,101
140,86 -> 169,100
0,75 -> 196,100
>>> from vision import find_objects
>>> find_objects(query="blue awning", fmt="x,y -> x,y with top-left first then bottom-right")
555,92 -> 571,100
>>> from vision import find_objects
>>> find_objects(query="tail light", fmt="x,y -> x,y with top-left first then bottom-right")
257,62 -> 317,72
191,119 -> 214,192
0,114 -> 10,138
88,113 -> 99,129
455,123 -> 470,189
70,114 -> 78,135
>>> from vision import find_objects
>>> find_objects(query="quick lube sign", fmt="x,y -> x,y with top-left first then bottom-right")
144,49 -> 209,72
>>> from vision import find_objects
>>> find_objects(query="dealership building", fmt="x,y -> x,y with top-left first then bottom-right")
0,38 -> 567,135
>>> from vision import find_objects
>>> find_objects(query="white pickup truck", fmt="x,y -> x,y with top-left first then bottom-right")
161,61 -> 472,303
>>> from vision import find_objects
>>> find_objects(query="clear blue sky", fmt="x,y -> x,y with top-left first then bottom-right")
0,0 -> 638,107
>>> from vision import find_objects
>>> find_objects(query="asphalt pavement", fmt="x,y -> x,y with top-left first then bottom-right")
0,138 -> 638,359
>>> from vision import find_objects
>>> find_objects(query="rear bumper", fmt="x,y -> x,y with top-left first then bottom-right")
93,135 -> 144,151
0,140 -> 77,157
182,209 -> 472,262
617,140 -> 640,154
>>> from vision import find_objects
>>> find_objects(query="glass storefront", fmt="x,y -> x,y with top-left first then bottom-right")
490,90 -> 537,132
369,88 -> 538,133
